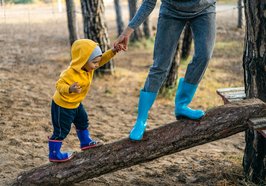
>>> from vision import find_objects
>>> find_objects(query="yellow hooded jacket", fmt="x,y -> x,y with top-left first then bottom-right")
53,39 -> 115,109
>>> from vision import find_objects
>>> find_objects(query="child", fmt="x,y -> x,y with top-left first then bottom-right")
49,39 -> 120,162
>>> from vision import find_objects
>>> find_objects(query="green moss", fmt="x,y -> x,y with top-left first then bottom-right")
6,0 -> 33,4
129,37 -> 155,51
158,86 -> 177,100
217,0 -> 237,5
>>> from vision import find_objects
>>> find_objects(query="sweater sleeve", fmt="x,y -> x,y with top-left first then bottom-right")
56,74 -> 70,94
128,0 -> 157,30
98,49 -> 115,68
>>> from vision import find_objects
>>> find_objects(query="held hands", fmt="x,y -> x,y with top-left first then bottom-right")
112,44 -> 123,54
113,27 -> 134,52
69,82 -> 82,93
113,34 -> 129,51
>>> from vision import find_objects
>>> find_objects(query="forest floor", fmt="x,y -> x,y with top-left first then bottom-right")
0,1 -> 253,186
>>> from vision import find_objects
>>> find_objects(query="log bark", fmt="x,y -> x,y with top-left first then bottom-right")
14,99 -> 266,185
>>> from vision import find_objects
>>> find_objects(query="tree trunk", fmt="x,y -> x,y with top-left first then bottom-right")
242,0 -> 266,184
65,0 -> 78,46
128,0 -> 143,42
161,42 -> 180,91
14,99 -> 266,185
80,0 -> 114,74
143,17 -> 151,38
142,0 -> 151,39
181,23 -> 193,60
237,0 -> 243,29
114,0 -> 124,36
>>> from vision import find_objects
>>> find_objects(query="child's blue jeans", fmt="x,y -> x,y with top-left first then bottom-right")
50,100 -> 89,140
144,11 -> 216,93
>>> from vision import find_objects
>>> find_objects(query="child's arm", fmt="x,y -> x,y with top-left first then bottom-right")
56,78 -> 82,94
56,78 -> 71,94
98,48 -> 118,68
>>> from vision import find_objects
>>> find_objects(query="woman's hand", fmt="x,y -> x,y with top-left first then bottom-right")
69,82 -> 82,93
113,27 -> 134,51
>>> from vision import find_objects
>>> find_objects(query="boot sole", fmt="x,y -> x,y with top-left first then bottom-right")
81,142 -> 103,151
129,133 -> 144,141
129,138 -> 142,141
176,115 -> 203,121
49,154 -> 75,163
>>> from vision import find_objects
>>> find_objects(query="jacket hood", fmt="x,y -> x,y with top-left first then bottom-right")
70,39 -> 98,72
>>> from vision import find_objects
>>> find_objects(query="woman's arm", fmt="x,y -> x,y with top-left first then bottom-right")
128,0 -> 157,30
114,0 -> 157,51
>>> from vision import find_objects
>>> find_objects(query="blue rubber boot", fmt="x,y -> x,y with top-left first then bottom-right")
48,140 -> 74,162
175,78 -> 205,120
76,129 -> 98,150
129,90 -> 157,141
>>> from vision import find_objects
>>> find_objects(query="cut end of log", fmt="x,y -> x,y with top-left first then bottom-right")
216,87 -> 246,104
249,117 -> 266,138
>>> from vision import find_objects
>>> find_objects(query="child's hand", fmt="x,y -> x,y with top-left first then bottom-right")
69,82 -> 82,93
112,44 -> 123,53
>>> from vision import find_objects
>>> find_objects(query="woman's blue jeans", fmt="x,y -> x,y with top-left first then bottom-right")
144,12 -> 216,92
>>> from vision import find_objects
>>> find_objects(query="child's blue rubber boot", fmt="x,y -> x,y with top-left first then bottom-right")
76,129 -> 99,150
129,90 -> 157,141
175,78 -> 205,120
48,140 -> 74,162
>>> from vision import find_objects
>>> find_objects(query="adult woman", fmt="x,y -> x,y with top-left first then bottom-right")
114,0 -> 216,141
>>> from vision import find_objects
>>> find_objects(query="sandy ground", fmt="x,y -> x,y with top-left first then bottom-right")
0,2 -> 249,185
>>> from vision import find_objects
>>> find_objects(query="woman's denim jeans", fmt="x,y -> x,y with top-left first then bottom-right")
144,12 -> 216,93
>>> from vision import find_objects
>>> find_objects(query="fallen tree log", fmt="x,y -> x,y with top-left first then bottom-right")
14,98 -> 266,185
